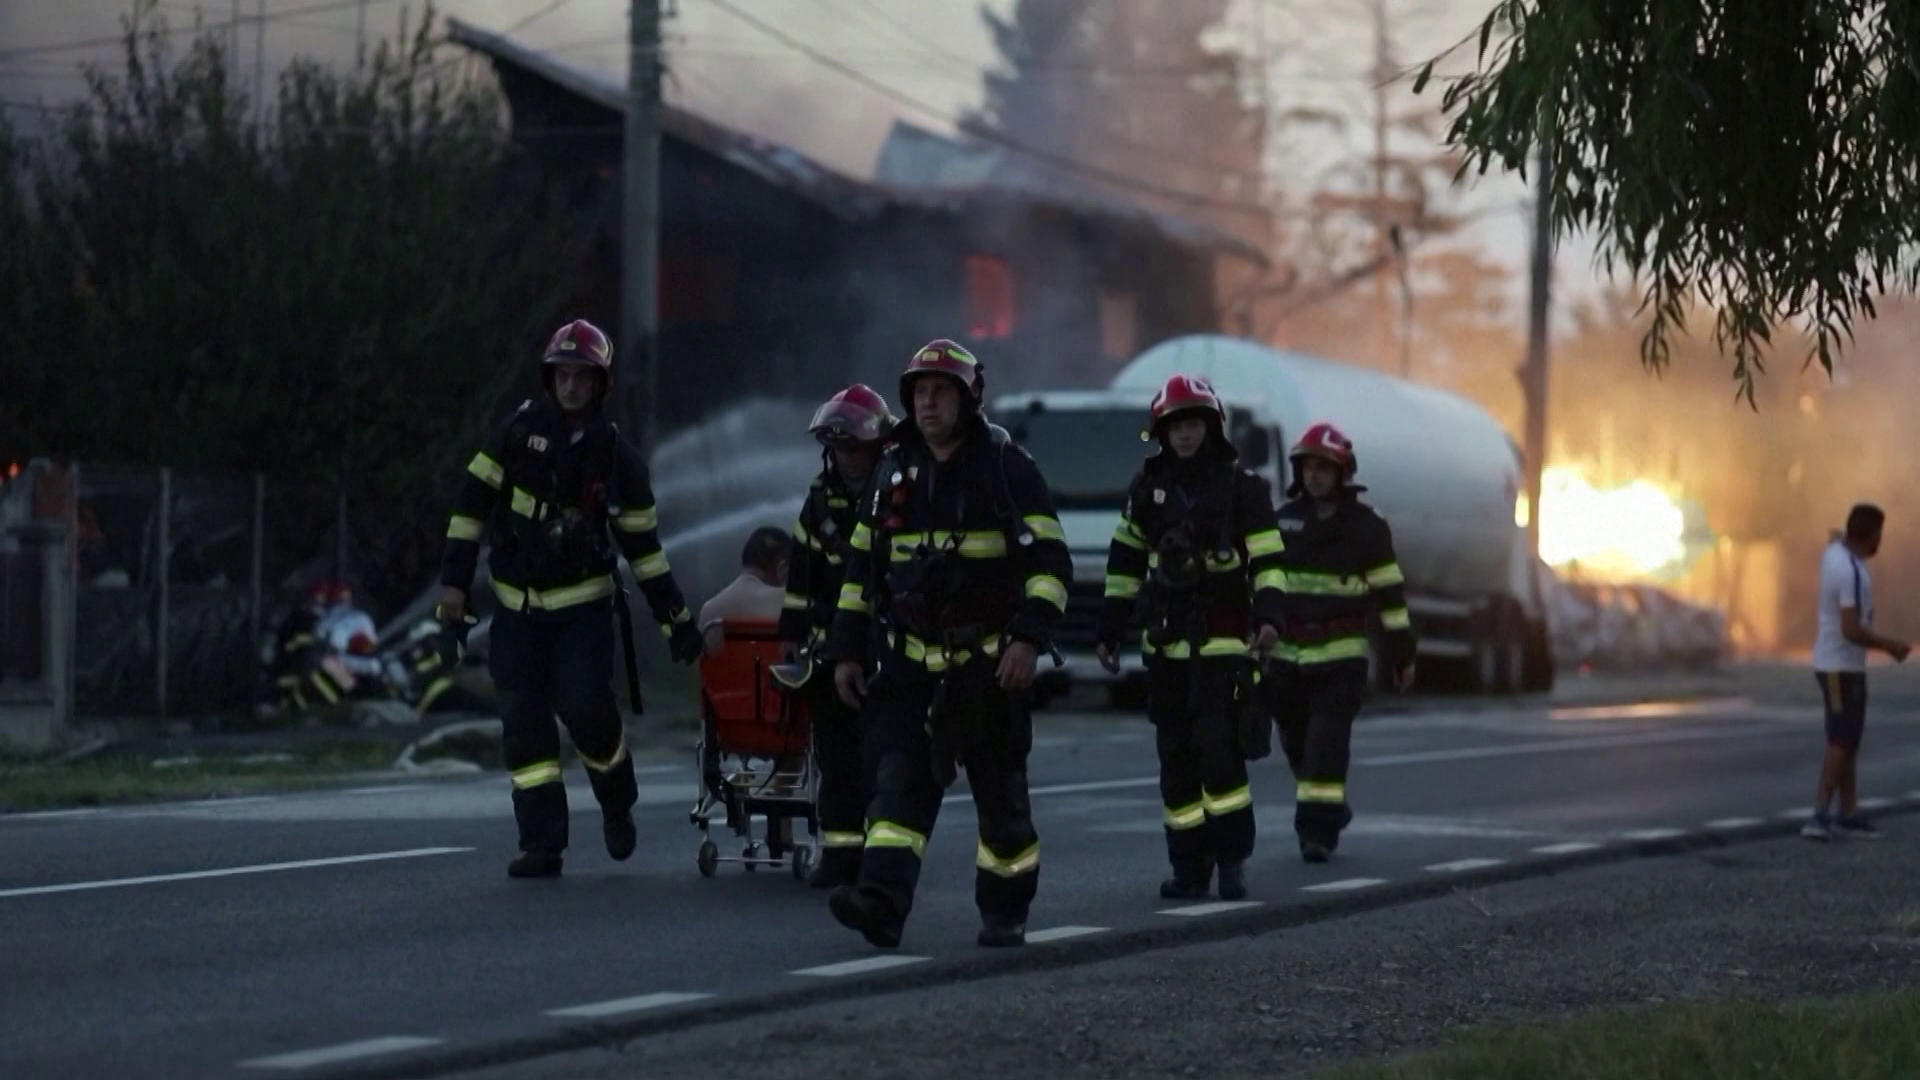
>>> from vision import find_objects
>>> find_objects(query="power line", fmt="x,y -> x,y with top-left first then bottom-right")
701,0 -> 1272,221
0,0 -> 484,63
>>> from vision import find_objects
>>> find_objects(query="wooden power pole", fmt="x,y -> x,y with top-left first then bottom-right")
621,0 -> 664,449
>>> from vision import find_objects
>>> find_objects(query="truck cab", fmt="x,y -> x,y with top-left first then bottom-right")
991,388 -> 1283,704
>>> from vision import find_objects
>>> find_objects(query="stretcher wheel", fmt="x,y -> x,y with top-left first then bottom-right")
791,844 -> 814,881
744,842 -> 762,871
697,840 -> 718,878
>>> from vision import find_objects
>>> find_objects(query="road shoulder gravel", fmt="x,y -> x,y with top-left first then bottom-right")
445,825 -> 1920,1080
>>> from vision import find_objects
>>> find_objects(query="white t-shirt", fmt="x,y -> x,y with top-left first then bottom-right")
1812,541 -> 1873,673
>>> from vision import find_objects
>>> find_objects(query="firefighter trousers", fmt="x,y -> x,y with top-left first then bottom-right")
490,602 -> 637,854
850,660 -> 1039,930
1147,655 -> 1256,880
804,662 -> 868,875
1269,658 -> 1366,848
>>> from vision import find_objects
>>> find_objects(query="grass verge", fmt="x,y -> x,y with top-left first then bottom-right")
0,742 -> 402,811
1320,990 -> 1920,1080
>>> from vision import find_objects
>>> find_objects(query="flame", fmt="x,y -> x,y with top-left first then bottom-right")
1537,465 -> 1688,580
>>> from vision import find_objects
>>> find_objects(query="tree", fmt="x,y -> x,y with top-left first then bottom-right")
1416,0 -> 1919,400
1,1 -> 591,611
971,0 -> 1269,239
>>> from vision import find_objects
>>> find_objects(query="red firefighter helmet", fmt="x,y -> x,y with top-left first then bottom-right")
1147,374 -> 1227,436
900,338 -> 984,409
540,319 -> 613,404
809,383 -> 896,447
1289,421 -> 1358,477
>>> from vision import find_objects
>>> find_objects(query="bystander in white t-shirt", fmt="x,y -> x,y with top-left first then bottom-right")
1811,539 -> 1873,673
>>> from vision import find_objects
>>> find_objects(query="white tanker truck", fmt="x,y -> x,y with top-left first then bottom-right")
993,334 -> 1555,704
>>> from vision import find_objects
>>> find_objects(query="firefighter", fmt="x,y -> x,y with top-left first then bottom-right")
439,318 -> 706,879
778,383 -> 898,889
824,338 -> 1073,949
1269,422 -> 1416,863
1094,374 -> 1286,901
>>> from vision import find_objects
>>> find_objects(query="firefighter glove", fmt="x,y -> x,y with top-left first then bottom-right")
668,619 -> 705,665
435,606 -> 477,670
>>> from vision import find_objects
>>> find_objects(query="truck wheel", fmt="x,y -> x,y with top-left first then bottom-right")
1521,618 -> 1557,692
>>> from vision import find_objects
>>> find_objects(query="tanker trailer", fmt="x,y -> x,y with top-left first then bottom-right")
1111,334 -> 1554,694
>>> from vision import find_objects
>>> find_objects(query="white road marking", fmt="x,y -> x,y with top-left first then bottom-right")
1907,789 -> 1920,800
1,807 -> 106,821
634,764 -> 682,776
0,847 -> 473,899
1705,817 -> 1762,829
1301,877 -> 1388,892
545,991 -> 713,1019
335,784 -> 435,796
1158,900 -> 1263,917
1423,858 -> 1505,873
185,796 -> 277,808
1778,808 -> 1813,820
1025,925 -> 1109,943
1532,841 -> 1602,854
1620,828 -> 1687,841
239,1036 -> 443,1070
791,956 -> 930,977
1857,796 -> 1895,810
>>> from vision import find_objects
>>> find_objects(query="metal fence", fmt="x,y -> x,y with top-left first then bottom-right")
67,463 -> 282,721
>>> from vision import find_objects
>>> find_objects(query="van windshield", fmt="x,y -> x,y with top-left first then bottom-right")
1002,404 -> 1257,510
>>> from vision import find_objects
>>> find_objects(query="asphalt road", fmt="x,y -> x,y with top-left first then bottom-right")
6,662 -> 1920,1080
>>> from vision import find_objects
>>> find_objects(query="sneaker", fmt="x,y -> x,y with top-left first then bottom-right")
1833,815 -> 1883,839
1800,814 -> 1832,842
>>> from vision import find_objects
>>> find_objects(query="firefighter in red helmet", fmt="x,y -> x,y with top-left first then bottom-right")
438,318 -> 706,878
1268,421 -> 1416,863
1094,374 -> 1286,900
778,383 -> 898,888
825,338 -> 1073,949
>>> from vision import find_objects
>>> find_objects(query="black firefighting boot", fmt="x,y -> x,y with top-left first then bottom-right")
977,917 -> 1027,948
1159,856 -> 1213,900
808,848 -> 861,889
603,809 -> 637,862
508,850 -> 564,878
1216,860 -> 1248,901
829,885 -> 903,950
1300,837 -> 1331,864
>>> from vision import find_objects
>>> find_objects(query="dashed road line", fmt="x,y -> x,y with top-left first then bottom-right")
545,991 -> 713,1019
1532,841 -> 1602,854
239,1035 -> 443,1071
1423,858 -> 1505,873
791,955 -> 931,978
0,847 -> 474,900
1705,817 -> 1763,829
1158,900 -> 1263,917
1778,808 -> 1812,820
1301,877 -> 1388,893
1620,828 -> 1687,841
1858,796 -> 1895,810
1025,925 -> 1110,943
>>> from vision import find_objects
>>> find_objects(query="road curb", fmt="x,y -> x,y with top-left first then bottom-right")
313,798 -> 1920,1080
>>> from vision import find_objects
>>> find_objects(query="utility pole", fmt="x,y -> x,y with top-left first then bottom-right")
253,0 -> 267,138
229,0 -> 240,70
356,0 -> 368,69
621,0 -> 664,450
1518,140 -> 1554,560
1370,0 -> 1396,375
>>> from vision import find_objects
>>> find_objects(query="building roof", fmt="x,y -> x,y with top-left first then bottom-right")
445,19 -> 1266,266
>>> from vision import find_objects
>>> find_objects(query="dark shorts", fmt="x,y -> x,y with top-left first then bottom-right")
1815,671 -> 1868,750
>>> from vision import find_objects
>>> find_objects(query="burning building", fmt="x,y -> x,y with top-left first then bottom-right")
445,21 -> 1267,433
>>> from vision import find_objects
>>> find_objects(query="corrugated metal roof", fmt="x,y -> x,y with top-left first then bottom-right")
445,19 -> 1265,265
